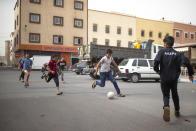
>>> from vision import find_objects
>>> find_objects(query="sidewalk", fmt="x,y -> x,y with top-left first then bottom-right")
178,75 -> 196,83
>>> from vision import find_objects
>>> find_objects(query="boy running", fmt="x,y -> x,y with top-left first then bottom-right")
154,36 -> 194,122
92,49 -> 125,97
47,55 -> 63,95
23,53 -> 33,87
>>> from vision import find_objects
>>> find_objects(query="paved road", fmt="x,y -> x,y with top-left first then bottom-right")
0,70 -> 196,131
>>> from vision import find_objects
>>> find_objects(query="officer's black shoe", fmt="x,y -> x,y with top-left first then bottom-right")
175,111 -> 181,117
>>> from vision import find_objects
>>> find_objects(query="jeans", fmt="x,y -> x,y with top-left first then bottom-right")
96,72 -> 121,94
161,80 -> 180,111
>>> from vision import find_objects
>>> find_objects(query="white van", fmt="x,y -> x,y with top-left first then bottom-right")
118,58 -> 160,83
151,44 -> 164,59
31,55 -> 51,69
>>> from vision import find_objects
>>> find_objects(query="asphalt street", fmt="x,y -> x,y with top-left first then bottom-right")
0,70 -> 196,131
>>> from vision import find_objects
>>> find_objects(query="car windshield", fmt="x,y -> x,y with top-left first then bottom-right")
119,59 -> 129,66
148,60 -> 154,67
77,61 -> 86,67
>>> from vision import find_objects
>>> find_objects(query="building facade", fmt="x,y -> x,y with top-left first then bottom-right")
13,0 -> 88,67
136,18 -> 173,45
173,22 -> 196,44
88,9 -> 136,48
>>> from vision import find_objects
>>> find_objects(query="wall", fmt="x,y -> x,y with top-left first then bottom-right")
174,22 -> 196,44
136,18 -> 173,45
88,10 -> 136,47
20,0 -> 87,46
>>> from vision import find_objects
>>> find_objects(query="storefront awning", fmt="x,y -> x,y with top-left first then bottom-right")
174,47 -> 189,52
19,44 -> 79,53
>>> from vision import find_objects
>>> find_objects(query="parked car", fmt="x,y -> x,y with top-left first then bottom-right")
118,58 -> 160,83
73,60 -> 92,75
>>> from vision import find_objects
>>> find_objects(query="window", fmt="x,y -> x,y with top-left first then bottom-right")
14,37 -> 16,47
153,46 -> 156,53
53,16 -> 63,26
92,38 -> 97,44
158,32 -> 162,38
17,15 -> 18,25
105,25 -> 110,34
53,35 -> 63,44
141,30 -> 145,37
132,59 -> 137,66
105,39 -> 109,46
15,20 -> 16,29
74,19 -> 83,28
128,28 -> 132,36
149,31 -> 153,37
148,60 -> 154,67
184,32 -> 188,38
16,34 -> 18,45
54,0 -> 63,7
74,37 -> 83,45
74,1 -> 83,10
29,33 -> 40,43
30,0 -> 41,4
117,27 -> 121,34
93,24 -> 97,32
138,60 -> 148,67
117,40 -> 121,47
176,31 -> 180,37
30,13 -> 40,23
191,33 -> 195,39
119,59 -> 129,66
128,41 -> 132,48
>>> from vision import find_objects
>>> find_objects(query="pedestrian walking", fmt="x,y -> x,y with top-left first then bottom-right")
154,35 -> 194,122
92,49 -> 125,97
18,56 -> 25,82
58,57 -> 66,82
46,55 -> 63,95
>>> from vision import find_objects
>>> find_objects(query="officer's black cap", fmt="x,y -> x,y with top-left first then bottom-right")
163,35 -> 174,47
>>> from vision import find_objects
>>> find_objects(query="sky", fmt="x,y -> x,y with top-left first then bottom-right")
0,0 -> 196,56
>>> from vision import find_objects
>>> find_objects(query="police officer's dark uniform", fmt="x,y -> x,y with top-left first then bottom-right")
154,36 -> 194,122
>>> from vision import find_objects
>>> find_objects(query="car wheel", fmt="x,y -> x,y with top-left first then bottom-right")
122,78 -> 128,82
76,72 -> 80,75
131,74 -> 139,83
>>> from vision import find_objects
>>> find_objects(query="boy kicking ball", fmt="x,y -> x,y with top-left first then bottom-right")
92,49 -> 125,97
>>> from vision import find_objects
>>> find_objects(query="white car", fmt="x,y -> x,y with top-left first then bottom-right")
118,58 -> 160,83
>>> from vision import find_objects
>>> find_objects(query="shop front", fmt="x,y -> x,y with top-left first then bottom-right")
17,44 -> 79,70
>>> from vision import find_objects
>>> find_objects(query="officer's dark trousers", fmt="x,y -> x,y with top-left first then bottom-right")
161,80 -> 180,111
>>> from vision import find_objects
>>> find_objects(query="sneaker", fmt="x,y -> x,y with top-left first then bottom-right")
118,93 -> 126,97
92,81 -> 96,89
163,106 -> 170,122
175,111 -> 181,117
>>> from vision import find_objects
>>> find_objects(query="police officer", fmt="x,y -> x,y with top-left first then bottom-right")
154,35 -> 194,122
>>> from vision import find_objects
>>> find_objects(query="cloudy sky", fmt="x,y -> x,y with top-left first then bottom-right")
0,0 -> 196,56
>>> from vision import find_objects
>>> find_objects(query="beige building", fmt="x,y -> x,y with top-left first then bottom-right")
88,9 -> 136,48
13,0 -> 88,67
136,18 -> 173,45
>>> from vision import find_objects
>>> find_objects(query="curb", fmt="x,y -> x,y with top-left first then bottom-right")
178,78 -> 196,83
